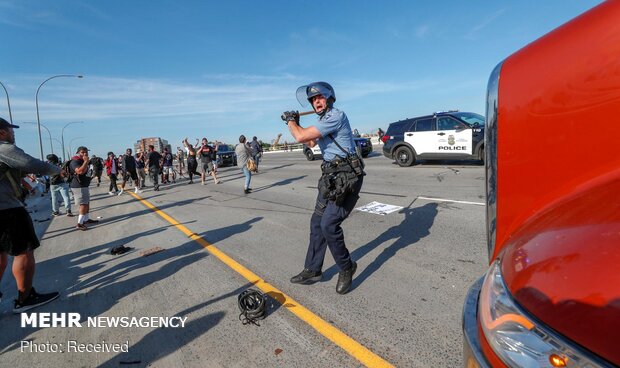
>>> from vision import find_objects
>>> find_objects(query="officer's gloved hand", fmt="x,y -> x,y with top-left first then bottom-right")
281,111 -> 300,125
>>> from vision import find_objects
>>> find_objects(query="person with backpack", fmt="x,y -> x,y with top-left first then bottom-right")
0,118 -> 61,312
250,136 -> 263,171
70,146 -> 98,231
46,154 -> 73,217
90,154 -> 104,187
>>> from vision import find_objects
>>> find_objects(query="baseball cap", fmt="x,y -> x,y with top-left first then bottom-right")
0,118 -> 19,129
76,146 -> 89,153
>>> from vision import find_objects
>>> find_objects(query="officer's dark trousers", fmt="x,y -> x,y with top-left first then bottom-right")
304,175 -> 363,272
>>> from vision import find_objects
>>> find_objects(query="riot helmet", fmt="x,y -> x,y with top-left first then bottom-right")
296,82 -> 336,115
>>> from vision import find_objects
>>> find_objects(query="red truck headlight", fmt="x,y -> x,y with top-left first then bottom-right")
479,261 -> 602,368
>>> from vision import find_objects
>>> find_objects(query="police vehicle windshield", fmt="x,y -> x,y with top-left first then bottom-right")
453,112 -> 485,126
217,145 -> 232,152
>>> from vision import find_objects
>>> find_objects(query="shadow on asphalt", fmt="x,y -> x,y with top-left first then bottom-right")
321,203 -> 439,289
0,215 -> 267,358
250,175 -> 307,193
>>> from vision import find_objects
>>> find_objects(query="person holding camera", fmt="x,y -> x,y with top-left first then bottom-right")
282,82 -> 364,295
0,118 -> 61,312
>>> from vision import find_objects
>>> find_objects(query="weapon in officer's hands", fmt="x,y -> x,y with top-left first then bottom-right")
280,110 -> 314,124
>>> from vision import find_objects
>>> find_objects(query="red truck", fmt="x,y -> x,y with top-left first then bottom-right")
462,2 -> 620,367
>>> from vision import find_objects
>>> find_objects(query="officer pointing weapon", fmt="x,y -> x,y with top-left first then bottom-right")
282,82 -> 364,294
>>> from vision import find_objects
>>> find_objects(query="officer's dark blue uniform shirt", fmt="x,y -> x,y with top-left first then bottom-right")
315,108 -> 356,161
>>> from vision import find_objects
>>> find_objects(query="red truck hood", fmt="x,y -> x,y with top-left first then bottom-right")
500,171 -> 620,365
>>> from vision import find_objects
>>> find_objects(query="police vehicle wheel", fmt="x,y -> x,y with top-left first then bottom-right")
479,146 -> 485,165
395,146 -> 415,167
305,150 -> 315,161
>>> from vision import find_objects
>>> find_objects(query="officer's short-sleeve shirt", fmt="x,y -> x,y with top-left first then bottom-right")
315,108 -> 357,162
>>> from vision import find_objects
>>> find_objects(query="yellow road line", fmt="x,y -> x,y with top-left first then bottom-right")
128,191 -> 393,367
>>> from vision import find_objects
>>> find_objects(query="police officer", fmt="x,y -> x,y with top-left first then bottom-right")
282,82 -> 363,294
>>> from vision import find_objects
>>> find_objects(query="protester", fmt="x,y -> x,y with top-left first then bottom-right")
104,152 -> 119,195
196,138 -> 220,185
135,151 -> 146,189
162,147 -> 175,184
176,146 -> 185,178
183,138 -> 200,184
235,135 -> 253,194
90,154 -> 104,187
0,118 -> 61,312
120,148 -> 141,194
46,154 -> 73,217
250,136 -> 263,171
70,146 -> 99,231
145,145 -> 162,191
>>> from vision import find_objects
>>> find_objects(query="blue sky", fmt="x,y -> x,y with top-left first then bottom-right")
1,0 -> 603,159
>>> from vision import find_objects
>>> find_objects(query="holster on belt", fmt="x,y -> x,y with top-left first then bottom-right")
318,156 -> 364,205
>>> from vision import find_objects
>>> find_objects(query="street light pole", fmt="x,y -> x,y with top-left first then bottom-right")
36,74 -> 83,160
68,136 -> 84,159
22,122 -> 54,154
62,121 -> 83,161
0,80 -> 13,124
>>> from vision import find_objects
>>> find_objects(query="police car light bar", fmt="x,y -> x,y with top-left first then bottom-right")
434,109 -> 460,115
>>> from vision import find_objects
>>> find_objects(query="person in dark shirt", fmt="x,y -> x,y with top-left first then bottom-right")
69,146 -> 99,231
250,136 -> 263,171
90,154 -> 104,187
145,145 -> 162,191
46,154 -> 73,217
161,147 -> 175,184
135,151 -> 146,189
196,138 -> 220,185
119,148 -> 141,195
0,118 -> 61,312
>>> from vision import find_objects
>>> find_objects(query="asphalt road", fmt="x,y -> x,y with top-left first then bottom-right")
0,146 -> 489,367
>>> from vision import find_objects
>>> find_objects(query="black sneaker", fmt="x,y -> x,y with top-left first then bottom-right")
66,211 -> 74,217
52,211 -> 60,216
13,288 -> 59,313
336,261 -> 357,294
290,269 -> 322,284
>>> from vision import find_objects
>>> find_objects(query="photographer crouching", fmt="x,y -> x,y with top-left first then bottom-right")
282,82 -> 364,295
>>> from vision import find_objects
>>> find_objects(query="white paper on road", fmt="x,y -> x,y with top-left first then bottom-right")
355,201 -> 403,215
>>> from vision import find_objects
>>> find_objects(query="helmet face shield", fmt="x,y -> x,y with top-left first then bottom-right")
296,82 -> 336,108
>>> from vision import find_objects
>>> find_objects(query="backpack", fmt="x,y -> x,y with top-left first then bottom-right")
61,160 -> 74,182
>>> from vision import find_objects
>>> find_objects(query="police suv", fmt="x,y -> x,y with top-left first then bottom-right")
303,137 -> 373,161
382,111 -> 485,167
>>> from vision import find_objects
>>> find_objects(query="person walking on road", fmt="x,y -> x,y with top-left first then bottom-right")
197,138 -> 220,185
183,138 -> 200,184
250,136 -> 263,172
46,154 -> 73,217
70,146 -> 99,231
162,147 -> 175,184
119,148 -> 141,195
282,82 -> 364,294
235,135 -> 253,194
135,151 -> 146,189
145,145 -> 162,191
90,154 -> 104,187
104,152 -> 120,195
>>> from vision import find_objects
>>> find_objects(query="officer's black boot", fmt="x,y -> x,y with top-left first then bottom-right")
290,269 -> 322,284
336,261 -> 357,294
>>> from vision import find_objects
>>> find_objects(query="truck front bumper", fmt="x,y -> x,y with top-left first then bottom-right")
462,277 -> 492,368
